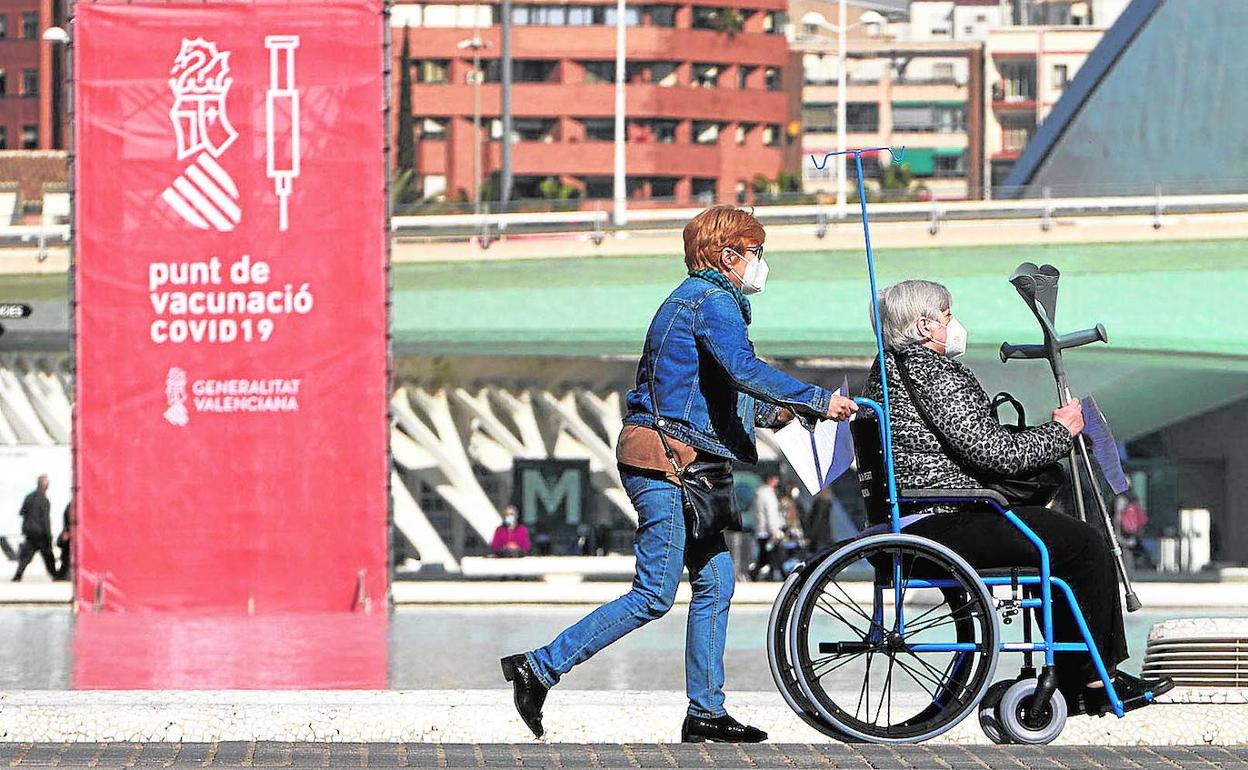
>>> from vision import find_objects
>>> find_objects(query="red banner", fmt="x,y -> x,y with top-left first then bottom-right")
73,0 -> 389,611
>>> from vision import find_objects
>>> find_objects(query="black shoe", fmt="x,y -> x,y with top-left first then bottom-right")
681,713 -> 767,743
1085,671 -> 1175,716
500,653 -> 548,739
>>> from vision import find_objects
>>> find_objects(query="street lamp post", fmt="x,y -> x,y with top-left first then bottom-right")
804,4 -> 885,218
612,0 -> 626,227
457,35 -> 492,216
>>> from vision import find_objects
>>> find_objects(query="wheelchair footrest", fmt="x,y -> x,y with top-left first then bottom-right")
1085,688 -> 1159,718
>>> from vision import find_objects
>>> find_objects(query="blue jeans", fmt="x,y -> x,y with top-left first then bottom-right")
526,468 -> 736,718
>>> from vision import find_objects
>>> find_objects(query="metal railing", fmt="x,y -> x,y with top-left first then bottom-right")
7,181 -> 1248,253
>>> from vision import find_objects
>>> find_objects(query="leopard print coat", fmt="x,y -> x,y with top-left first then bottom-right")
862,344 -> 1073,514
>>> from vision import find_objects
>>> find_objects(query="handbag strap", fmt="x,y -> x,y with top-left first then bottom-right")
645,366 -> 684,477
990,392 -> 1026,429
894,349 -> 957,456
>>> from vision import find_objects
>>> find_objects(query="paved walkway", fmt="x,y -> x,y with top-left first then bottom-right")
0,743 -> 1245,769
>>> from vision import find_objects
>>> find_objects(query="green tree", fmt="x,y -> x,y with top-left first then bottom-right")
396,25 -> 415,173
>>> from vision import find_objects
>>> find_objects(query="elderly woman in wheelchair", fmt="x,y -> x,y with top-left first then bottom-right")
769,279 -> 1171,745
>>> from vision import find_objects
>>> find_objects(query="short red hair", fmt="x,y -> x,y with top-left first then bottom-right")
682,205 -> 766,272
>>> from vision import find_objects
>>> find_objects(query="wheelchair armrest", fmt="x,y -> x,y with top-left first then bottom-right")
899,488 -> 1010,509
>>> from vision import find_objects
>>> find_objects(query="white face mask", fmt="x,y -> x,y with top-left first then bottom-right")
924,316 -> 968,358
728,249 -> 769,295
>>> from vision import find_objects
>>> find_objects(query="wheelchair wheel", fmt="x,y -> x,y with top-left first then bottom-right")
788,534 -> 1000,744
995,678 -> 1066,745
978,680 -> 1016,744
767,548 -> 855,740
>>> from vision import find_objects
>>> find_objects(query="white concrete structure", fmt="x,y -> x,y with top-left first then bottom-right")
0,359 -> 787,576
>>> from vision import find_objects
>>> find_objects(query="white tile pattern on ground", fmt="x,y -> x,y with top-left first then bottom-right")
0,690 -> 1243,746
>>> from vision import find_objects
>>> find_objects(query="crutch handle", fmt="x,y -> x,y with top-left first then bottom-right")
999,342 -> 1046,363
1056,324 -> 1108,351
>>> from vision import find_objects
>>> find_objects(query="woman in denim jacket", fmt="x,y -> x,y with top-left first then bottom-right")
502,206 -> 857,742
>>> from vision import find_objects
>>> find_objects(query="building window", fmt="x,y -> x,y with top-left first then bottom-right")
735,122 -> 753,145
692,63 -> 719,88
932,62 -> 955,83
650,62 -> 678,87
604,5 -> 641,25
645,4 -> 675,27
1053,64 -> 1069,91
513,117 -> 558,141
485,59 -> 557,83
415,4 -> 496,27
846,102 -> 879,132
419,117 -> 448,139
20,12 -> 36,40
0,127 -> 6,149
582,61 -> 614,84
803,53 -> 837,85
583,177 -> 613,199
513,4 -> 571,24
764,67 -> 780,92
691,177 -> 717,200
998,61 -> 1036,101
0,71 -> 7,97
691,7 -> 719,29
21,69 -> 36,97
692,121 -> 720,144
892,103 -> 966,133
581,118 -> 614,141
628,119 -> 677,143
567,6 -> 605,25
802,103 -> 835,132
650,119 -> 677,143
737,65 -> 755,90
650,177 -> 677,197
415,60 -> 449,84
625,61 -> 678,86
762,11 -> 785,34
933,152 -> 966,178
21,124 -> 36,149
0,16 -> 8,39
762,124 -> 780,147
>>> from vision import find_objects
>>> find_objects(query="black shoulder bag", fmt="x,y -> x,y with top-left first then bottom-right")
647,378 -> 741,540
894,352 -> 1066,507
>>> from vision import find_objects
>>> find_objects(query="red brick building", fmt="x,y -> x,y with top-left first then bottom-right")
0,0 -> 63,152
1,0 -> 801,206
395,0 -> 802,205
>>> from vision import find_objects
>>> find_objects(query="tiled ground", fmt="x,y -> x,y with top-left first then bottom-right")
0,743 -> 1244,769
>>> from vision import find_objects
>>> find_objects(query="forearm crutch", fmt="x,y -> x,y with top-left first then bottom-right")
999,262 -> 1142,612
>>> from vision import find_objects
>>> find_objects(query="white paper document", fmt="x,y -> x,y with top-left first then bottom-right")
772,379 -> 855,496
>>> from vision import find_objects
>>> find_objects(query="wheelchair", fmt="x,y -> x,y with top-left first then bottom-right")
766,401 -> 1141,745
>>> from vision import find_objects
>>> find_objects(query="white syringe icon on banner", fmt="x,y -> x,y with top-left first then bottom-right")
265,35 -> 300,232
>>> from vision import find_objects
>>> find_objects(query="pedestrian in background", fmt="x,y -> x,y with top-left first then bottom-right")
490,505 -> 531,558
748,473 -> 785,581
13,475 -> 55,582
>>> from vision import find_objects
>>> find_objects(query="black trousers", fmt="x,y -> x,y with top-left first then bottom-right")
749,536 -> 784,581
904,505 -> 1128,697
14,536 -> 56,580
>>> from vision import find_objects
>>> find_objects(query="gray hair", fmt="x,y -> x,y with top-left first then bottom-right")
873,280 -> 952,351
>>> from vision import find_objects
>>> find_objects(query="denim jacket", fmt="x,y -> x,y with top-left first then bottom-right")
622,274 -> 833,464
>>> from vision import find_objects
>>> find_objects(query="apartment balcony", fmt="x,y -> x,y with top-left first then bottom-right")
409,83 -> 789,124
992,98 -> 1037,111
402,26 -> 789,66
